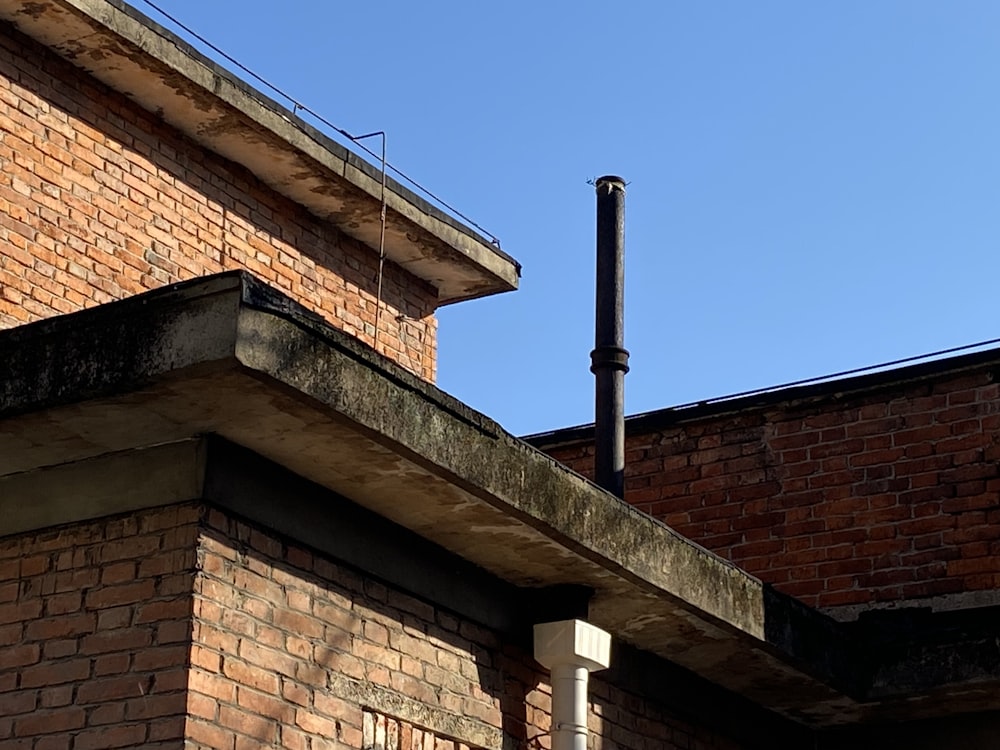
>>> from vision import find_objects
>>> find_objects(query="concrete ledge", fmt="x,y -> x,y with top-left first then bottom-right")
2,272 -> 999,726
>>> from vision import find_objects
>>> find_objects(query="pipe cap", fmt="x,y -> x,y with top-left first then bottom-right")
533,619 -> 611,672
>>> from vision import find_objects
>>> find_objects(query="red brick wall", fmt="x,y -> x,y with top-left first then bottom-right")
0,24 -> 438,380
0,505 -> 199,749
190,507 -> 747,750
544,366 -> 1000,614
1,502 -> 753,750
188,509 -> 500,749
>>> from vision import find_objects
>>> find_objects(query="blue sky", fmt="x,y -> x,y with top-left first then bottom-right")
143,1 -> 1000,435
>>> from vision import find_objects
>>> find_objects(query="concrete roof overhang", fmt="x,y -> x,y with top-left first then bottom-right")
0,0 -> 519,304
2,273 -> 1000,728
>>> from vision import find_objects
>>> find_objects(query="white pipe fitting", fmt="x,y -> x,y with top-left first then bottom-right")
534,620 -> 612,750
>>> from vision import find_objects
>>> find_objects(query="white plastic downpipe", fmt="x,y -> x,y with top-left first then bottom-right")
534,619 -> 611,750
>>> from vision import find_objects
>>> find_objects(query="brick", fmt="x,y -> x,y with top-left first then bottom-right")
43,591 -> 81,616
189,669 -> 236,703
132,644 -> 188,671
14,708 -> 84,736
155,619 -> 190,644
186,718 -> 236,750
219,704 -> 277,742
0,691 -> 36,716
273,609 -> 324,640
0,600 -> 42,625
237,686 -> 294,723
100,561 -> 137,584
295,709 -> 337,737
19,658 -> 91,688
77,697 -> 118,728
81,626 -> 152,654
84,580 -> 156,609
238,639 -> 298,678
24,614 -> 97,642
3,642 -> 40,668
809,439 -> 864,460
136,597 -> 191,623
77,675 -> 149,703
222,657 -> 280,694
947,557 -> 1000,576
35,636 -> 72,660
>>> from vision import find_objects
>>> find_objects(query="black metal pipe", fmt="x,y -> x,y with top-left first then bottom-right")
590,175 -> 629,499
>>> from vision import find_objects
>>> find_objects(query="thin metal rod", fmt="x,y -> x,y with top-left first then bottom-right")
353,131 -> 389,353
590,176 -> 629,499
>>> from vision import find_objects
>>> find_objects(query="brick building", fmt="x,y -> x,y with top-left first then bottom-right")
529,350 -> 1000,619
1,1 -> 998,750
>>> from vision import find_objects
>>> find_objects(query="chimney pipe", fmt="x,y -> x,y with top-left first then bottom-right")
590,175 -> 629,499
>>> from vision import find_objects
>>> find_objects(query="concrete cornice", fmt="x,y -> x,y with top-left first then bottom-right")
2,273 -> 999,726
0,0 -> 520,304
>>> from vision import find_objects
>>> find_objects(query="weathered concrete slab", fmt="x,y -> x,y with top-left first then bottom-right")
0,0 -> 519,303
2,272 -> 999,726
